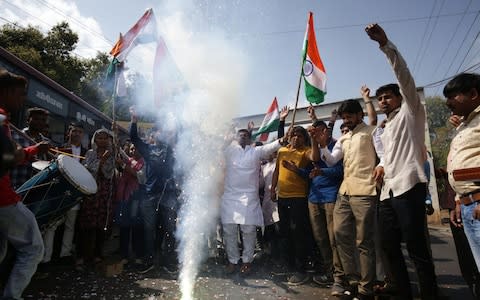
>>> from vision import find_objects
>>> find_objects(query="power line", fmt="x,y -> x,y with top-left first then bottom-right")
233,10 -> 480,38
1,1 -> 106,60
424,60 -> 480,89
32,0 -> 115,46
412,0 -> 439,74
0,15 -> 90,60
455,29 -> 480,74
430,0 -> 474,80
414,0 -> 447,75
441,10 -> 480,80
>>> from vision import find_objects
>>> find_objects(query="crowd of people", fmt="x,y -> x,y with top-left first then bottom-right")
1,23 -> 480,300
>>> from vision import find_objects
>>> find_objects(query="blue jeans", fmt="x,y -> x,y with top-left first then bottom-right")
0,202 -> 44,299
461,202 -> 480,270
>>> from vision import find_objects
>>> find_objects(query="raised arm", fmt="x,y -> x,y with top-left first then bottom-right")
327,109 -> 337,131
278,105 -> 289,138
308,125 -> 343,166
129,107 -> 149,158
366,23 -> 420,112
307,104 -> 318,122
360,85 -> 377,126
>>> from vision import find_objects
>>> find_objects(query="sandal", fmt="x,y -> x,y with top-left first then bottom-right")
240,263 -> 252,275
374,282 -> 397,295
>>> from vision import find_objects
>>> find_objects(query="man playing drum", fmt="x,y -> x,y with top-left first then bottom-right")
0,68 -> 46,300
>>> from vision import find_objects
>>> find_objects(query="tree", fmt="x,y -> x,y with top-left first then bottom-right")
0,22 -> 110,112
425,96 -> 456,197
81,52 -> 111,109
425,96 -> 454,169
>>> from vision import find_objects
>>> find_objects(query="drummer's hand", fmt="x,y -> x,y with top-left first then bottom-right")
14,144 -> 25,163
36,141 -> 50,155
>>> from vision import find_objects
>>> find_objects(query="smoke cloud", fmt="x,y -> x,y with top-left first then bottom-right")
127,1 -> 249,299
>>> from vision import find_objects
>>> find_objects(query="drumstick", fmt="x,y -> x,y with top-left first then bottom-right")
9,123 -> 63,158
49,148 -> 85,160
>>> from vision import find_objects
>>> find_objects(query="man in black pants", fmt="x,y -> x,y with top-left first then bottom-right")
366,23 -> 439,299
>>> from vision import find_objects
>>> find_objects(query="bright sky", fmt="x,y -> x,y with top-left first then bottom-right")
1,0 -> 479,118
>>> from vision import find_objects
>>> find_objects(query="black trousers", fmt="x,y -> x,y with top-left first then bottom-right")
278,197 -> 310,272
379,183 -> 438,300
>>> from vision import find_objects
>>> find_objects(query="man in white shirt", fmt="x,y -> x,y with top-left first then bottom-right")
366,23 -> 439,300
312,99 -> 379,299
444,73 -> 480,272
42,122 -> 86,266
221,129 -> 284,276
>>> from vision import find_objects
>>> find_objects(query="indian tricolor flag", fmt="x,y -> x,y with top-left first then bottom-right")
253,97 -> 280,142
302,12 -> 327,104
110,8 -> 158,62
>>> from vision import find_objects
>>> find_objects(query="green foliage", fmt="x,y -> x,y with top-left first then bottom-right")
0,22 -> 109,112
425,96 -> 456,197
425,96 -> 454,170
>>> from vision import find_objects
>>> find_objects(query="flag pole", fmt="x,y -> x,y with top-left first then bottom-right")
290,67 -> 304,127
291,12 -> 311,127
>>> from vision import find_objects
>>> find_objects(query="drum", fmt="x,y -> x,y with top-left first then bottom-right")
16,154 -> 97,229
32,160 -> 50,172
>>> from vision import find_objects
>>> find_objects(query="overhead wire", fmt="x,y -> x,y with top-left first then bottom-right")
441,10 -> 480,81
31,0 -> 115,46
414,0 -> 446,75
455,29 -> 480,74
424,60 -> 480,88
432,10 -> 480,95
430,0 -> 473,79
412,0 -> 439,74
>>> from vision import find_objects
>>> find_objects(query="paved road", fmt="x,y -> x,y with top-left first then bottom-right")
19,224 -> 474,300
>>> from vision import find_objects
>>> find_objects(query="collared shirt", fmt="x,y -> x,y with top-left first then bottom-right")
321,122 -> 378,196
0,121 -> 38,207
378,40 -> 427,200
307,139 -> 343,204
9,129 -> 36,189
221,140 -> 282,226
447,105 -> 480,198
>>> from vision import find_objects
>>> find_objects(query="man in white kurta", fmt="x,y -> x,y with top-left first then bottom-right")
221,129 -> 283,274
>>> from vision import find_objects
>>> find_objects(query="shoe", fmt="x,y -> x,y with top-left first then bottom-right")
356,293 -> 374,300
287,272 -> 309,286
343,284 -> 358,298
373,282 -> 397,295
331,282 -> 346,296
225,263 -> 237,274
240,263 -> 252,276
313,273 -> 333,286
162,264 -> 178,274
271,263 -> 290,276
138,263 -> 155,274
